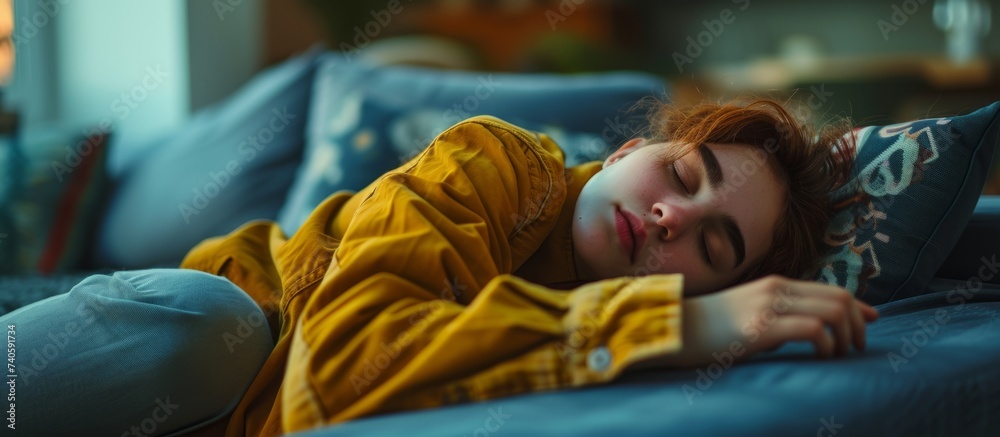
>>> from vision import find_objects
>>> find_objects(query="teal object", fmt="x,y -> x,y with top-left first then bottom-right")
0,100 -> 22,273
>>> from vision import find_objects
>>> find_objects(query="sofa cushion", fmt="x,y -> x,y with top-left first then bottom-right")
814,102 -> 1000,304
91,48 -> 324,269
933,195 -> 1000,287
276,53 -> 665,234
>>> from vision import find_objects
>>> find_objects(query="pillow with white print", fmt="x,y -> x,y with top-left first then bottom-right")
813,102 -> 1000,305
276,52 -> 665,235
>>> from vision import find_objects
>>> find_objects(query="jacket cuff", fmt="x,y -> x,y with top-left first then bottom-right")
561,274 -> 684,384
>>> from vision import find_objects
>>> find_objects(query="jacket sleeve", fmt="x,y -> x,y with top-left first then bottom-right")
281,117 -> 684,432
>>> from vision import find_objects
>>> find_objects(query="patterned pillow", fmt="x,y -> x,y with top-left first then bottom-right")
814,102 -> 1000,304
276,53 -> 664,234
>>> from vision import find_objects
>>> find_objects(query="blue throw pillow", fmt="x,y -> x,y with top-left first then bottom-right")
92,48 -> 325,269
814,102 -> 1000,304
277,53 -> 666,233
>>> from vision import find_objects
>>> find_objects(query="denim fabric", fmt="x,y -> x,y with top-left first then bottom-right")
0,269 -> 272,436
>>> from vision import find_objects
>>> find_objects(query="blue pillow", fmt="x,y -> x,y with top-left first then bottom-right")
91,48 -> 325,269
815,102 -> 1000,304
276,53 -> 665,234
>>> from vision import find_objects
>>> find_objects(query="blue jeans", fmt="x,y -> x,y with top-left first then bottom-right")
0,269 -> 273,436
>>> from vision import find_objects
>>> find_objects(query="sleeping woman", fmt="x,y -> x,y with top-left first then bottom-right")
2,98 -> 878,436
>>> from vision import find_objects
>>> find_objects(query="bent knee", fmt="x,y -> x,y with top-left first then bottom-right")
13,269 -> 274,435
111,269 -> 274,422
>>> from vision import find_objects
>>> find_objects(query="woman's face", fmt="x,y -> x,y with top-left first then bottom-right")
572,139 -> 785,295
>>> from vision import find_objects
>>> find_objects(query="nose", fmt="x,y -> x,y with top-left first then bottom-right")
651,199 -> 704,241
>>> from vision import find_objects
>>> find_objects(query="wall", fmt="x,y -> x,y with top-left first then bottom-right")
7,0 -> 264,145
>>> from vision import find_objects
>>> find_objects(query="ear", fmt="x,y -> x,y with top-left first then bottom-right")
603,138 -> 647,169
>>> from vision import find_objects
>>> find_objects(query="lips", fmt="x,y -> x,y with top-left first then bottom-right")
615,207 -> 647,265
614,208 -> 634,263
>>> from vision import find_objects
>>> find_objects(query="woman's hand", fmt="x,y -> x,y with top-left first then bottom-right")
660,275 -> 879,368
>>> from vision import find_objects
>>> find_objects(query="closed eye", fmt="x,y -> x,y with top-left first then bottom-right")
671,161 -> 691,194
699,228 -> 713,268
674,161 -> 714,268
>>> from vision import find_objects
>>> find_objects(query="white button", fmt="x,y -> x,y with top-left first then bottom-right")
587,346 -> 612,372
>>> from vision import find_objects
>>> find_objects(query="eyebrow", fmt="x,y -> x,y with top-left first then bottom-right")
698,143 -> 724,190
698,144 -> 746,268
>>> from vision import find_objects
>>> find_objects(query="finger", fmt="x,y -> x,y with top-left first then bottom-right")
780,298 -> 852,357
779,280 -> 877,310
785,284 -> 874,354
782,282 -> 859,305
860,303 -> 879,321
848,298 -> 866,351
759,315 -> 835,359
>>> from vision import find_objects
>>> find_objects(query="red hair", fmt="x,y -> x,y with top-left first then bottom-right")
644,98 -> 855,289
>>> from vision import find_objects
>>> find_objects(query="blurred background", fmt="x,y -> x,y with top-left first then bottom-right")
4,0 -> 1000,136
8,0 -> 997,186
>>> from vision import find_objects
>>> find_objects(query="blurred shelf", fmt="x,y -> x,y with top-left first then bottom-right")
703,54 -> 994,91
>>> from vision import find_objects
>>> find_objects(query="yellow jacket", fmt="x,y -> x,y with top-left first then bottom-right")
180,116 -> 683,436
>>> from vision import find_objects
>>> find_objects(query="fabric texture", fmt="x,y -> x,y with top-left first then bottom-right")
814,102 -> 1000,304
933,195 -> 1000,286
984,140 -> 1000,194
92,47 -> 325,269
0,269 -> 272,436
0,130 -> 109,274
276,53 -> 665,234
179,116 -> 682,436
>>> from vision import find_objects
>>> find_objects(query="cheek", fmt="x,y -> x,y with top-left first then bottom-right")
629,167 -> 663,199
573,206 -> 610,256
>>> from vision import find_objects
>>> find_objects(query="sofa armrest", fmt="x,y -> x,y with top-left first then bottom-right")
934,195 -> 1000,286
